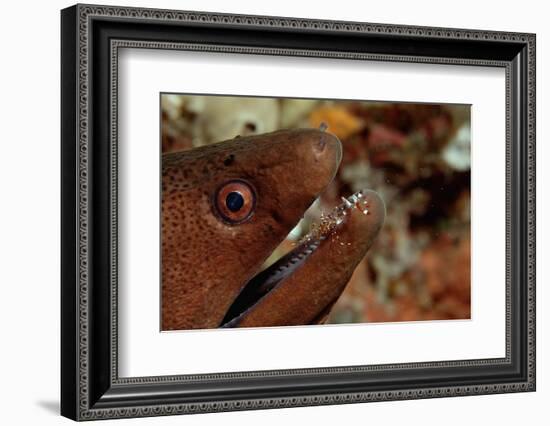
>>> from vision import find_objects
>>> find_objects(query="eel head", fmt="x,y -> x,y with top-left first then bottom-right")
162,128 -> 385,330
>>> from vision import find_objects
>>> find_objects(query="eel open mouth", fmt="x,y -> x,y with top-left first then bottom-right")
221,188 -> 385,328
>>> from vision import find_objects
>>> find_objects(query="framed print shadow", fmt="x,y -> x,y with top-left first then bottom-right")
61,3 -> 536,421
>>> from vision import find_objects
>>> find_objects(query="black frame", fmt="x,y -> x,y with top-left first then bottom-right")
61,4 -> 536,421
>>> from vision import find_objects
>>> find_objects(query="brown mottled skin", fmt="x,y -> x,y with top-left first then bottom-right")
162,128 -> 385,330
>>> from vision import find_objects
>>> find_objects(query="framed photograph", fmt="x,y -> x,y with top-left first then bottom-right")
61,4 -> 536,421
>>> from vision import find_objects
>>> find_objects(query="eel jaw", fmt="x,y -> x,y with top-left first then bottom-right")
220,189 -> 386,328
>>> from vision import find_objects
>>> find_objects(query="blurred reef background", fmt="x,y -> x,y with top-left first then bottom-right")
161,94 -> 471,324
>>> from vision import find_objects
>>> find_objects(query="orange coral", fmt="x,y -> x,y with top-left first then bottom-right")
309,106 -> 364,140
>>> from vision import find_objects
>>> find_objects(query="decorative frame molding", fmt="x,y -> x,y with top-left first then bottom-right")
61,3 -> 535,421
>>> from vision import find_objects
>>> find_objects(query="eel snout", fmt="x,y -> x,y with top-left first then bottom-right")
255,128 -> 342,229
222,189 -> 386,328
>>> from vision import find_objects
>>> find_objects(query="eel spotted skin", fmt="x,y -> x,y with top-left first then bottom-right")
161,128 -> 385,330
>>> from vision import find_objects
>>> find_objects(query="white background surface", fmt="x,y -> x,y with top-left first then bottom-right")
0,0 -> 547,425
119,49 -> 505,377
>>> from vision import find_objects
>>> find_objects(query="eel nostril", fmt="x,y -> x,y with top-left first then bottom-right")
315,136 -> 327,153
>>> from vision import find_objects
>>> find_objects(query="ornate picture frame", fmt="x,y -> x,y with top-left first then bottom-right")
61,3 -> 535,420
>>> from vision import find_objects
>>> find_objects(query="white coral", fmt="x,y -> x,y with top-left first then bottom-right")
442,124 -> 471,171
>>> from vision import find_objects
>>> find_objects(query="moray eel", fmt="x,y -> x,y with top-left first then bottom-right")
162,128 -> 385,330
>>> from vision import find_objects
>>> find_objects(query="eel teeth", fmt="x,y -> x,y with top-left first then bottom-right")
341,197 -> 353,209
297,189 -> 369,246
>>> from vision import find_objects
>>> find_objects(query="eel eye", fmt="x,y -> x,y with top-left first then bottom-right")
215,180 -> 256,224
